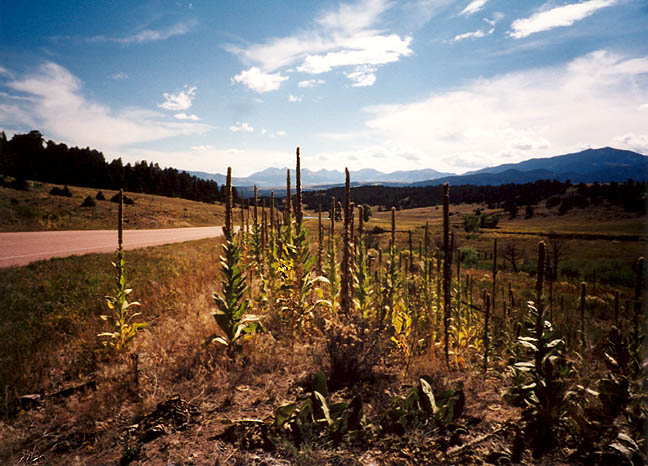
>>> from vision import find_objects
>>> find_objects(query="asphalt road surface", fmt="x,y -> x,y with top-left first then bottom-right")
0,226 -> 224,268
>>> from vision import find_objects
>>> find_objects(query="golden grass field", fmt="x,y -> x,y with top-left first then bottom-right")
0,181 -> 226,231
0,181 -> 646,464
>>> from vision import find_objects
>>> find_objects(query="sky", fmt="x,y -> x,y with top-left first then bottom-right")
1,0 -> 647,177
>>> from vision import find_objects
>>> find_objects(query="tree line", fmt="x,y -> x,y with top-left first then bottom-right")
0,130 -> 236,204
302,178 -> 646,214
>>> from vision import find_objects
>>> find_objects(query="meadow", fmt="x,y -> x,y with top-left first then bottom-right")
0,157 -> 646,465
0,181 -> 226,231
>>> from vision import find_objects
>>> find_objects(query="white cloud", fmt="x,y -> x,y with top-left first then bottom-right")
174,112 -> 199,120
191,145 -> 213,151
509,0 -> 618,39
276,130 -> 287,137
261,128 -> 267,135
484,12 -> 505,26
345,65 -> 377,87
88,21 -> 195,44
227,0 -> 412,88
613,133 -> 648,153
452,28 -> 494,42
459,0 -> 488,16
296,34 -> 412,74
229,121 -> 254,132
298,79 -> 325,88
0,66 -> 13,77
288,94 -> 302,102
363,50 -> 648,172
232,67 -> 288,93
0,62 -> 208,151
110,71 -> 128,80
158,85 -> 196,111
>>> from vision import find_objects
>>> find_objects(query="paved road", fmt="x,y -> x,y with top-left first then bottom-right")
0,226 -> 224,268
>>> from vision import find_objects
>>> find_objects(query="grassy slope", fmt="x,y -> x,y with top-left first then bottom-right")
0,181 -> 226,231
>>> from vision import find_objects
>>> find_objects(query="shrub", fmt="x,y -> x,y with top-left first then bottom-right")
81,195 -> 96,207
546,196 -> 561,208
480,214 -> 499,229
460,247 -> 479,268
111,192 -> 134,205
361,203 -> 372,222
462,214 -> 480,233
326,317 -> 386,391
49,185 -> 72,197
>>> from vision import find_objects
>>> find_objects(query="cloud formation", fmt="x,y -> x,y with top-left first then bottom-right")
229,121 -> 254,132
345,65 -> 378,86
0,62 -> 208,151
509,0 -> 617,39
452,27 -> 494,42
231,67 -> 288,93
88,21 -> 195,44
459,0 -> 488,16
158,85 -> 196,111
174,112 -> 199,120
109,71 -> 128,80
363,50 -> 648,172
227,0 -> 412,90
298,79 -> 325,88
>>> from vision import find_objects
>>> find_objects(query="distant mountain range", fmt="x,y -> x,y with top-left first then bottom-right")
187,167 -> 454,188
189,147 -> 648,193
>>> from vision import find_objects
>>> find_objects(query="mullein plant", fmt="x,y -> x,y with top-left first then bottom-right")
276,149 -> 328,352
99,189 -> 146,351
340,168 -> 353,316
442,183 -> 452,366
507,241 -> 575,460
211,167 -> 262,355
353,205 -> 372,317
326,196 -> 339,316
380,207 -> 399,328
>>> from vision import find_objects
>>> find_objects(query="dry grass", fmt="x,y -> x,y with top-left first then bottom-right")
0,197 -> 645,465
0,180 -> 226,231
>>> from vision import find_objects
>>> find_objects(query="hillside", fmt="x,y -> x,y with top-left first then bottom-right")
0,181 -> 226,232
415,147 -> 648,186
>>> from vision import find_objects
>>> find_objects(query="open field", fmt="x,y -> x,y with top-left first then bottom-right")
0,181 -> 226,231
1,180 -> 646,464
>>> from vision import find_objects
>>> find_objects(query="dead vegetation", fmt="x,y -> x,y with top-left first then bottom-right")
1,153 -> 646,465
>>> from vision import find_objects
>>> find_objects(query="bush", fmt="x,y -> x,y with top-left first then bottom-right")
81,195 -> 96,207
50,185 -> 72,197
460,247 -> 479,268
110,193 -> 135,205
326,317 -> 386,391
480,214 -> 499,229
546,196 -> 561,208
361,204 -> 372,222
96,191 -> 106,201
462,214 -> 480,233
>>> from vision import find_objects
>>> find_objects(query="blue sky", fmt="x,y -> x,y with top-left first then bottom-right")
1,0 -> 647,176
